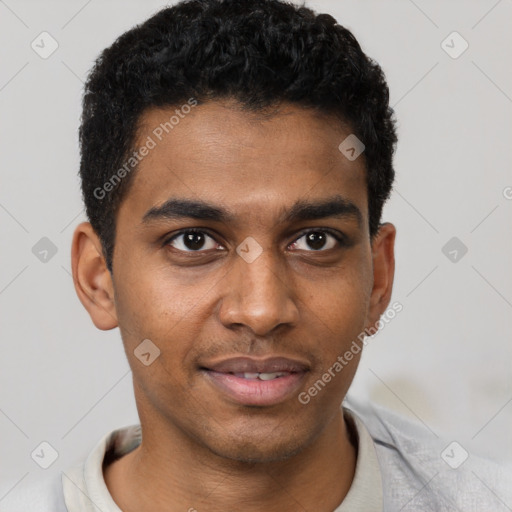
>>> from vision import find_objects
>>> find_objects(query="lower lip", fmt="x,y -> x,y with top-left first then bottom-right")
203,370 -> 307,406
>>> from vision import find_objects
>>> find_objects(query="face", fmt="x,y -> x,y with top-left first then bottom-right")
73,101 -> 395,463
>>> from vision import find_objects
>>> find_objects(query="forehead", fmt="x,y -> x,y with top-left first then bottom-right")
119,101 -> 368,226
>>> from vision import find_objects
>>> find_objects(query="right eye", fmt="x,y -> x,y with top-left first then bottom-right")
165,229 -> 223,253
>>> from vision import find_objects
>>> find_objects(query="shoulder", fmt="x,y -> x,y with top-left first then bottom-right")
344,396 -> 512,511
0,471 -> 67,512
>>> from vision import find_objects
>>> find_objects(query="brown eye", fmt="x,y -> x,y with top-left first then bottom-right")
167,230 -> 219,252
289,230 -> 341,251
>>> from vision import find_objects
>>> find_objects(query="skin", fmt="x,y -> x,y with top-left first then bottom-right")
72,100 -> 395,512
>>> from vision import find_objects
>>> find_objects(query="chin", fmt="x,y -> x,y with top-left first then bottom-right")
202,421 -> 318,465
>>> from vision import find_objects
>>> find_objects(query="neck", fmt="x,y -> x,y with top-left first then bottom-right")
104,409 -> 357,512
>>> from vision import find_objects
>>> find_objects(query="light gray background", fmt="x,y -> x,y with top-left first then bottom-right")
1,0 -> 511,498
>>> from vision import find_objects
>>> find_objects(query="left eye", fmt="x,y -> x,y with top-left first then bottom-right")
289,231 -> 340,251
167,231 -> 220,252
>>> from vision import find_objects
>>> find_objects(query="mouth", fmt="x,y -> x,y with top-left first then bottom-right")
200,356 -> 309,406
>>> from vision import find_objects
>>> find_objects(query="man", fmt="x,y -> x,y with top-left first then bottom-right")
5,0 -> 510,510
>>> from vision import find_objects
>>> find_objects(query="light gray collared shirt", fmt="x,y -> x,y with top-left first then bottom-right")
3,396 -> 511,511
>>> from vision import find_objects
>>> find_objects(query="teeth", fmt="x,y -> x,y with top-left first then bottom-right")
257,372 -> 287,380
234,372 -> 289,380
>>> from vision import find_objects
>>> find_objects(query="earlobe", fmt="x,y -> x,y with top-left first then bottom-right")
71,222 -> 118,330
366,223 -> 396,330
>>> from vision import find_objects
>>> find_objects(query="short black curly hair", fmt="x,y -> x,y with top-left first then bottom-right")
79,0 -> 397,272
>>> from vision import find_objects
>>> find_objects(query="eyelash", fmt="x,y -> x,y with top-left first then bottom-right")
163,227 -> 347,253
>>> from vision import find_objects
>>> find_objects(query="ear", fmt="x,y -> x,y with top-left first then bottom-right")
71,222 -> 118,330
365,222 -> 396,331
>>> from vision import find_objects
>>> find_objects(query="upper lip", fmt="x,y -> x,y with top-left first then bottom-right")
201,356 -> 309,374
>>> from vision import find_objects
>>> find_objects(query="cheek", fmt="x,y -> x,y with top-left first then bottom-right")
301,274 -> 368,402
112,266 -> 212,380
302,261 -> 372,344
113,263 -> 201,332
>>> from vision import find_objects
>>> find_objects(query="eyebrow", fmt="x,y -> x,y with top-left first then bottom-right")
142,195 -> 362,227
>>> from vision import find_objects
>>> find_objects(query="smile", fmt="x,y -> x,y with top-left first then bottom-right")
200,356 -> 310,406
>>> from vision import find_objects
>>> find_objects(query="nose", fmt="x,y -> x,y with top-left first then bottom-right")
217,247 -> 300,336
